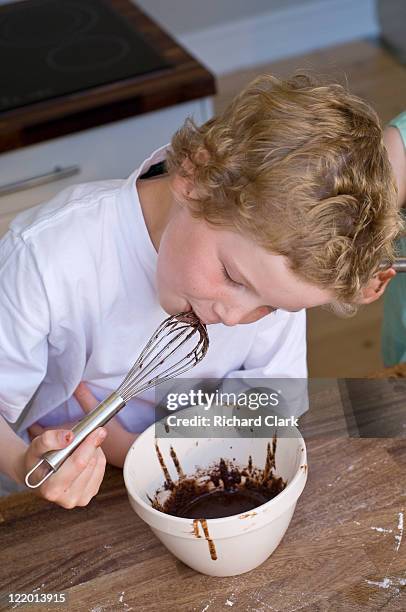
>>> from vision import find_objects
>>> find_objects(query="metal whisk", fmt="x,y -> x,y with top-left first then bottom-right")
25,312 -> 208,488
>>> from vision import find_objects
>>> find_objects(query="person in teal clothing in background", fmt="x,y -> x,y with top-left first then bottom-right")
383,112 -> 406,365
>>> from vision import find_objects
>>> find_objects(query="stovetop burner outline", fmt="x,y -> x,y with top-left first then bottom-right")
0,0 -> 98,48
47,35 -> 131,72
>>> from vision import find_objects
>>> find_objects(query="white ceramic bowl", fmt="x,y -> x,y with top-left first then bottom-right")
124,413 -> 307,577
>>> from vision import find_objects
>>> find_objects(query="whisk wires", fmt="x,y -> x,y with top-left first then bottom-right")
117,312 -> 208,402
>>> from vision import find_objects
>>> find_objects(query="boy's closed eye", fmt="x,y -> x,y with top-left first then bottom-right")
221,262 -> 277,313
221,263 -> 244,287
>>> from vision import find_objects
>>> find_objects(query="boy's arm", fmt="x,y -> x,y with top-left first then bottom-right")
0,233 -> 109,506
384,124 -> 406,208
1,411 -> 108,507
0,231 -> 50,422
0,414 -> 27,484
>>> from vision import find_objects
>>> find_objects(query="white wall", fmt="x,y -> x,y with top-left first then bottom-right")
135,0 -> 325,35
134,0 -> 379,74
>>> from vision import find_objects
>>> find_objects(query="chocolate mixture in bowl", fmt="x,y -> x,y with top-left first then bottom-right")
149,436 -> 286,519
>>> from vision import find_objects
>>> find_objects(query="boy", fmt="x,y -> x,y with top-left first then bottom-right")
0,74 -> 402,508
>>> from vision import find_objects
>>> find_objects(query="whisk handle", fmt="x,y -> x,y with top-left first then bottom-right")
25,392 -> 126,488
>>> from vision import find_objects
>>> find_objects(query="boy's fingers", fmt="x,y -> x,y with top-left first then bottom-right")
60,460 -> 99,509
45,428 -> 106,492
74,382 -> 99,414
66,449 -> 106,506
28,423 -> 44,440
29,421 -> 77,438
72,458 -> 103,506
30,429 -> 73,458
44,453 -> 99,508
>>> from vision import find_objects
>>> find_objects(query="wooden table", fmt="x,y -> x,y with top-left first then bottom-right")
1,380 -> 405,611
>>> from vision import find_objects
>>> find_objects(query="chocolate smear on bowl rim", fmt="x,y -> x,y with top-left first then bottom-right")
150,433 -> 286,521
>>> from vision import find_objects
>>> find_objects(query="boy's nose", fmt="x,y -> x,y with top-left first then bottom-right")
239,306 -> 274,324
213,304 -> 272,326
213,303 -> 241,326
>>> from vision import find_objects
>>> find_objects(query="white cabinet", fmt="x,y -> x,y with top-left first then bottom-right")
0,97 -> 213,237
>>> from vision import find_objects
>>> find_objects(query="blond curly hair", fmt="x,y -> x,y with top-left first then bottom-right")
166,74 -> 403,313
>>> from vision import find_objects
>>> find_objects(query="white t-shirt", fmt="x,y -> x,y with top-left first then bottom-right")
0,144 -> 307,433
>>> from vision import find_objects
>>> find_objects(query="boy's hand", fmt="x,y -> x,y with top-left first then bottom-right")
24,426 -> 107,509
29,382 -> 138,471
74,382 -> 139,467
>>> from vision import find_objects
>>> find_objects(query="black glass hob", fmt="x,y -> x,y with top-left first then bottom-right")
0,0 -> 170,113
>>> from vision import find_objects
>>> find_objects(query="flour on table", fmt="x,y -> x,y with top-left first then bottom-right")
366,578 -> 391,589
371,526 -> 393,533
366,575 -> 406,593
395,510 -> 404,552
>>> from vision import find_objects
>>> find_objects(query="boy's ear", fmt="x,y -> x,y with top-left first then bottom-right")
171,158 -> 199,202
355,268 -> 396,304
171,173 -> 195,202
171,150 -> 209,203
172,174 -> 190,202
